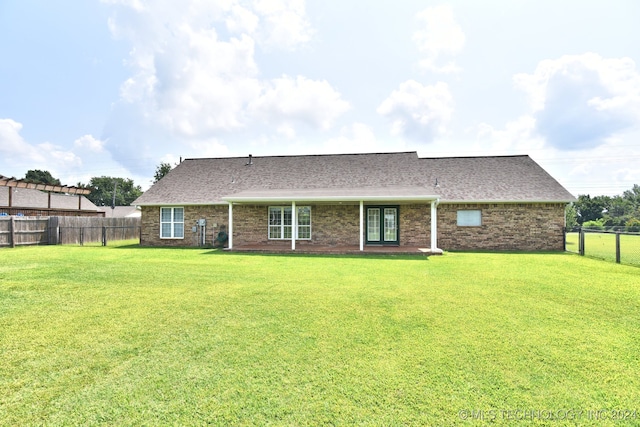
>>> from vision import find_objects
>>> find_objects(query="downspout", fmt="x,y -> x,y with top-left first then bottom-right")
291,201 -> 296,251
359,201 -> 364,251
430,199 -> 439,252
228,202 -> 233,249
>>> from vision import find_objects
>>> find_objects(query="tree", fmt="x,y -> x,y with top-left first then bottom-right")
24,169 -> 61,185
602,196 -> 633,227
154,162 -> 172,183
623,184 -> 640,209
573,194 -> 609,224
82,177 -> 143,207
565,204 -> 578,229
573,184 -> 640,229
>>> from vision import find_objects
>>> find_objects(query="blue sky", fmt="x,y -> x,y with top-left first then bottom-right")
1,0 -> 639,195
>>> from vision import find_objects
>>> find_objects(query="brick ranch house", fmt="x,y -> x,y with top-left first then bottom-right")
132,152 -> 575,253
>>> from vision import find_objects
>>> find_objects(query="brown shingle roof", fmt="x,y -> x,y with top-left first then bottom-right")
421,155 -> 576,202
133,152 -> 575,205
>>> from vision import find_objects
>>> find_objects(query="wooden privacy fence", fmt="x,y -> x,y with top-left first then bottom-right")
0,216 -> 141,247
0,216 -> 49,247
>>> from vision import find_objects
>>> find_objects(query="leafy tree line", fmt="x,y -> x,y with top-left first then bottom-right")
79,177 -> 143,207
23,169 -> 61,185
567,184 -> 640,231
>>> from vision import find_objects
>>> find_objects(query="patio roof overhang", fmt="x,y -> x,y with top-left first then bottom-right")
222,186 -> 440,204
222,186 -> 442,253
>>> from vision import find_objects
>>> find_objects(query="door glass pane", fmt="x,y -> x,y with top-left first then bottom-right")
384,208 -> 397,241
367,208 -> 380,241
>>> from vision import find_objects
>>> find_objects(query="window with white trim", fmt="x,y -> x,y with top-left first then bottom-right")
269,206 -> 311,239
160,207 -> 184,238
457,210 -> 482,227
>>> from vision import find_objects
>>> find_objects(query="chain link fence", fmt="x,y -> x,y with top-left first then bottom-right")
566,228 -> 640,267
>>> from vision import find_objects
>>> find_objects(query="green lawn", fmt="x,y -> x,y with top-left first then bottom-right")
566,231 -> 640,266
1,244 -> 640,426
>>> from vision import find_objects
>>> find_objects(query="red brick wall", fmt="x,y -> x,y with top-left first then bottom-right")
142,203 -> 433,248
437,203 -> 566,251
399,204 -> 431,247
140,205 -> 229,246
232,204 -> 362,247
230,204 -> 433,247
141,202 -> 566,251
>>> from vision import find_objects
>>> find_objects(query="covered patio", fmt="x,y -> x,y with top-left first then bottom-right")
227,243 -> 439,255
222,186 -> 442,253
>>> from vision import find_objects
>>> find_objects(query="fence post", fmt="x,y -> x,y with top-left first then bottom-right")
9,216 -> 15,248
48,217 -> 59,245
102,226 -> 107,246
80,227 -> 84,246
579,227 -> 585,256
616,232 -> 621,264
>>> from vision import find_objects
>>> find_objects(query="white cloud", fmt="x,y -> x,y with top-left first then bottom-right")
183,137 -> 231,158
0,119 -> 145,188
251,75 -> 350,130
476,115 -> 545,153
0,119 -> 32,159
101,0 -> 329,174
253,0 -> 313,50
514,53 -> 640,150
322,123 -> 381,153
154,33 -> 262,135
226,5 -> 259,35
0,118 -> 83,179
377,80 -> 454,142
74,135 -> 106,152
413,5 -> 465,73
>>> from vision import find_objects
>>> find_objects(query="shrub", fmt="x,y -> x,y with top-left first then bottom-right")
626,218 -> 640,232
582,219 -> 604,230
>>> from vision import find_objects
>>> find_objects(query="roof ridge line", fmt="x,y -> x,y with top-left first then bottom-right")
184,151 -> 418,161
419,154 -> 530,160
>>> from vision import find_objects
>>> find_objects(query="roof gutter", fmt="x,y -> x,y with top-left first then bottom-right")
222,194 -> 440,203
133,202 -> 227,207
439,199 -> 576,204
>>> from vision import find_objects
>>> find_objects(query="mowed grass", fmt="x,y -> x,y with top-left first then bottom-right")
1,244 -> 640,426
566,231 -> 640,266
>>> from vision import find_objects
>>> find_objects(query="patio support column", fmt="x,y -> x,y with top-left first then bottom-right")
359,201 -> 364,251
430,199 -> 438,251
228,202 -> 233,249
291,201 -> 296,250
